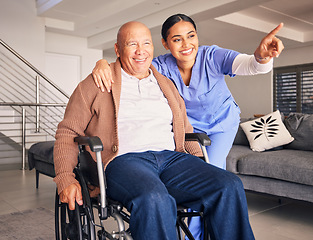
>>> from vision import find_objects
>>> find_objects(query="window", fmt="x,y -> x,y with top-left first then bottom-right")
274,63 -> 313,115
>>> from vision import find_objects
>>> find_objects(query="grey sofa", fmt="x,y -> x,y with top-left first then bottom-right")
226,112 -> 313,203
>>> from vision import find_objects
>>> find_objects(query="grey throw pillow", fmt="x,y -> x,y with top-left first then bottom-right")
233,118 -> 250,146
284,113 -> 313,151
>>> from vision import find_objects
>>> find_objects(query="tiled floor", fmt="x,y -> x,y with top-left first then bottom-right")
1,169 -> 313,239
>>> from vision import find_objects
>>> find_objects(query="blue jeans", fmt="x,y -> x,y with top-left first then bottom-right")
105,150 -> 254,240
188,125 -> 239,239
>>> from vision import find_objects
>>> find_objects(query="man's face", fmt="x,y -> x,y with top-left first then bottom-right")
115,22 -> 154,79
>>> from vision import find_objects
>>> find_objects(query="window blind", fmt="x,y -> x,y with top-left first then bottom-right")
274,64 -> 313,115
301,70 -> 313,114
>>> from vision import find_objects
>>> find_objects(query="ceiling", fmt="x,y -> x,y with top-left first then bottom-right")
37,0 -> 313,58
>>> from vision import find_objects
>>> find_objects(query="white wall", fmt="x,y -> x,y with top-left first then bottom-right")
274,45 -> 313,67
45,52 -> 81,96
45,32 -> 102,94
0,0 -> 45,69
0,0 -> 102,96
226,72 -> 272,118
45,32 -> 102,82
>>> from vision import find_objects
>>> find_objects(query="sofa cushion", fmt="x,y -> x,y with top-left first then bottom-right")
284,113 -> 313,151
239,175 -> 313,203
237,149 -> 313,186
226,145 -> 253,173
240,110 -> 294,152
28,141 -> 55,170
233,123 -> 250,146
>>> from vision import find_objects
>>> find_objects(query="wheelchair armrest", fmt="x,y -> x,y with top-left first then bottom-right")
185,133 -> 211,163
74,136 -> 103,152
185,133 -> 211,146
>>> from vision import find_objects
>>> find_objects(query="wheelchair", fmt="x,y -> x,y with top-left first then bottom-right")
54,133 -> 211,240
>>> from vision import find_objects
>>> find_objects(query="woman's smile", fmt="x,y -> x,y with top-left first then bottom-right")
180,48 -> 193,55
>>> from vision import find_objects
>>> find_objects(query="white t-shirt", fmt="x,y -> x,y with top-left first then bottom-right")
117,69 -> 175,156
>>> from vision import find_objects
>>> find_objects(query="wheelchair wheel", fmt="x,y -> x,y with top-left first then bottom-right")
55,168 -> 96,240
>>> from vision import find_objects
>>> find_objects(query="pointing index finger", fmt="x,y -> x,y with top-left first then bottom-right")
267,22 -> 284,38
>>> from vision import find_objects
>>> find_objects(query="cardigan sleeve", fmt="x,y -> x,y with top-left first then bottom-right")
53,75 -> 96,194
178,94 -> 203,157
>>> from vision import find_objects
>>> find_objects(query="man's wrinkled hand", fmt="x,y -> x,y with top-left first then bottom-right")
59,182 -> 83,210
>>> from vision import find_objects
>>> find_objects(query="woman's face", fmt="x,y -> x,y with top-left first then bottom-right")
162,21 -> 199,65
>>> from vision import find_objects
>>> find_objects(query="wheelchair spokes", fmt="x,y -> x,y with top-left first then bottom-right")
55,169 -> 133,240
55,194 -> 96,240
94,201 -> 132,240
63,204 -> 82,240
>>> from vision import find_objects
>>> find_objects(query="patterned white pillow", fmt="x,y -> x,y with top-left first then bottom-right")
240,110 -> 294,152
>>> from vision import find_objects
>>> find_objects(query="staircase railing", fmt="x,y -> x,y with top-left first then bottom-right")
0,39 -> 69,169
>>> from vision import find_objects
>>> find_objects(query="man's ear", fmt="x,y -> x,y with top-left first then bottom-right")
114,43 -> 120,57
161,38 -> 169,50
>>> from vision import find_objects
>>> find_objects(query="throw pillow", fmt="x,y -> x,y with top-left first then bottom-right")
240,110 -> 294,152
284,112 -> 313,151
233,118 -> 254,146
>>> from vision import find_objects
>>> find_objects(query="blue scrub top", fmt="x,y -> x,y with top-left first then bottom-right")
152,45 -> 241,135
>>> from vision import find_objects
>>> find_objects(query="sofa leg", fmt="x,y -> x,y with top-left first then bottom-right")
36,170 -> 39,189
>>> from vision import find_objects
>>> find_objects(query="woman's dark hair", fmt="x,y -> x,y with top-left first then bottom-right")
161,13 -> 197,42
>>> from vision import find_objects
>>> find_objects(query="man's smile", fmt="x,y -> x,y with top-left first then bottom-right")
134,58 -> 148,63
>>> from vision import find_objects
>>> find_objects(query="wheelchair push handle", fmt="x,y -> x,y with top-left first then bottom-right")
74,136 -> 103,152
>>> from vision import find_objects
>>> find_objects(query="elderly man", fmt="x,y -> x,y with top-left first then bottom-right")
53,21 -> 255,240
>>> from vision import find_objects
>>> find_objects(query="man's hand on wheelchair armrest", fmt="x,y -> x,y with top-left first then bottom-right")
74,136 -> 103,152
185,133 -> 211,146
59,182 -> 83,210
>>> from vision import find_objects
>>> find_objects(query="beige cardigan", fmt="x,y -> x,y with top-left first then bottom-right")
53,59 -> 202,194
